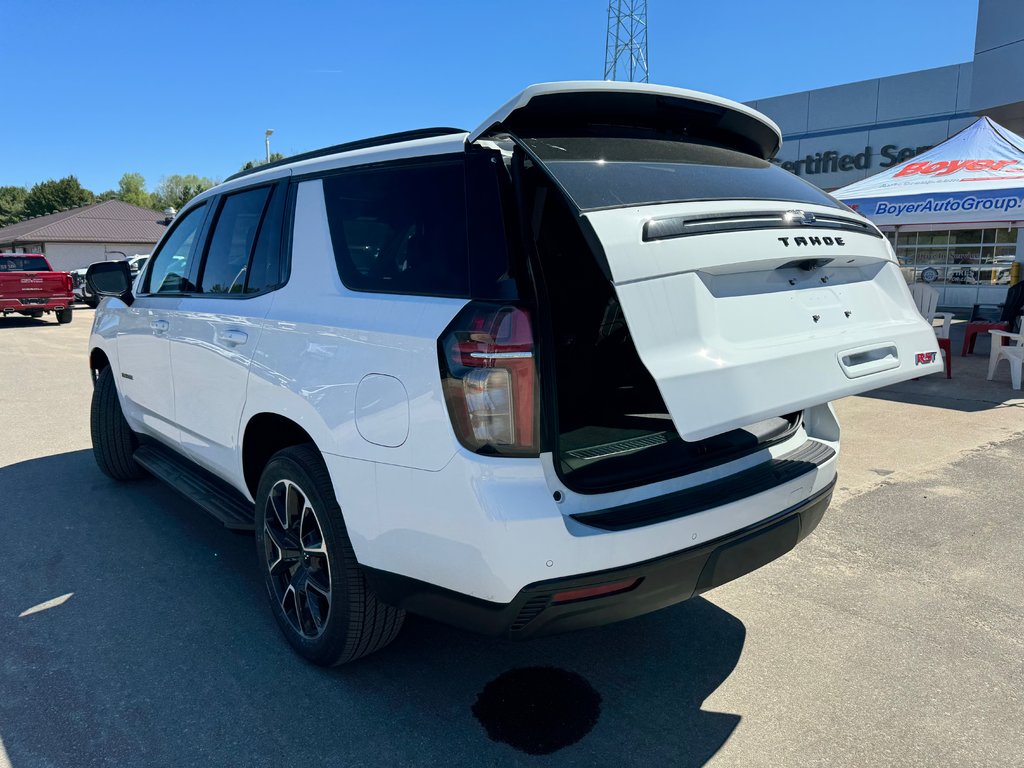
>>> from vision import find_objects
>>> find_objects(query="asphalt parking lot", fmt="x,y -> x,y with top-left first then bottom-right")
2,309 -> 1023,767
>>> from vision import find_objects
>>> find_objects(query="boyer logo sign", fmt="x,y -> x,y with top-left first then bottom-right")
894,158 -> 1022,178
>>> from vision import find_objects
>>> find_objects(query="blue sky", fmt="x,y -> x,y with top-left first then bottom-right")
1,0 -> 979,193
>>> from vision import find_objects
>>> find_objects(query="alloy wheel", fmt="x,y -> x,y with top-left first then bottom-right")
263,479 -> 332,639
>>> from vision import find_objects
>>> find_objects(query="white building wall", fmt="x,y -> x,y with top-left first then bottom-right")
43,242 -> 154,271
972,0 -> 1024,132
748,63 -> 976,191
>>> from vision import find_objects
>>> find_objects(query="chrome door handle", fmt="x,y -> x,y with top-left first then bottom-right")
217,329 -> 248,346
150,319 -> 169,333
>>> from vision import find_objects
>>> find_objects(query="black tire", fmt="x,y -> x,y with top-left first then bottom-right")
85,297 -> 99,308
91,367 -> 147,481
56,307 -> 73,324
255,444 -> 404,666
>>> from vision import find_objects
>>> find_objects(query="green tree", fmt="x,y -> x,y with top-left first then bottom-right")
117,172 -> 156,208
154,174 -> 217,211
0,185 -> 28,227
24,175 -> 95,218
239,152 -> 285,172
96,189 -> 120,202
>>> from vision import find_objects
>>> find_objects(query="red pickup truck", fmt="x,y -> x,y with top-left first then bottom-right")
0,254 -> 75,324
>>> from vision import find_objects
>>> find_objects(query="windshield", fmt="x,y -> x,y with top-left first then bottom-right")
0,256 -> 49,272
522,137 -> 842,212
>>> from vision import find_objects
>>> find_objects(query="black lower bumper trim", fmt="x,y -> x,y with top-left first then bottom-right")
570,439 -> 835,531
364,478 -> 835,640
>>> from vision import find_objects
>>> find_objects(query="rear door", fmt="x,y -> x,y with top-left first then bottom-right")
168,182 -> 287,482
530,138 -> 941,442
470,84 -> 941,442
584,201 -> 940,440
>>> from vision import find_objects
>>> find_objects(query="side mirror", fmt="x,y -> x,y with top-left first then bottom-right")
86,261 -> 134,306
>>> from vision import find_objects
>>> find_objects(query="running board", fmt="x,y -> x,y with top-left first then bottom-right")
134,443 -> 256,531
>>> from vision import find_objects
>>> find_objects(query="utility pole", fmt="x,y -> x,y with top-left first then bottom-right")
604,0 -> 649,83
265,129 -> 274,163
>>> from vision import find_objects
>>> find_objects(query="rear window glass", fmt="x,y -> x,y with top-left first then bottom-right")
0,256 -> 49,271
322,159 -> 470,298
199,186 -> 271,294
522,137 -> 841,212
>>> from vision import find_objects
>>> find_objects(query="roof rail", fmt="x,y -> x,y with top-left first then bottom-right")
224,127 -> 468,183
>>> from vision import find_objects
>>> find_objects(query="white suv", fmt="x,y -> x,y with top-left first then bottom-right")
86,82 -> 941,665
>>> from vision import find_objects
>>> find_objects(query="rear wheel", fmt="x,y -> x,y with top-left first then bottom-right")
91,366 -> 147,481
255,444 -> 404,666
56,307 -> 72,324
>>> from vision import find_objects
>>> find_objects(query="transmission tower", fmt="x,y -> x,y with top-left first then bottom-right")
604,0 -> 649,83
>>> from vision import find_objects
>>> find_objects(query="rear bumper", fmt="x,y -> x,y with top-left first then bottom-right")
1,297 -> 73,313
364,478 -> 834,639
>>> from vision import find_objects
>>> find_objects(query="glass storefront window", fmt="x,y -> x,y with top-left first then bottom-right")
916,266 -> 948,284
949,245 -> 979,263
950,229 -> 983,244
917,231 -> 950,246
883,227 -> 1018,286
917,247 -> 949,264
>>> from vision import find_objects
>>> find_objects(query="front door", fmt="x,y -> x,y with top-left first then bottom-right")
117,201 -> 210,446
169,182 -> 287,482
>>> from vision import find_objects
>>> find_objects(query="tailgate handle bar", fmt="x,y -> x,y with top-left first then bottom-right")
838,343 -> 900,379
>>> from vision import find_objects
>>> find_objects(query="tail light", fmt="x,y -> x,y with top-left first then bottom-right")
65,274 -> 74,293
439,302 -> 538,456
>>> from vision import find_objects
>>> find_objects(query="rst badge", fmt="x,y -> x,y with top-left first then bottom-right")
915,351 -> 938,365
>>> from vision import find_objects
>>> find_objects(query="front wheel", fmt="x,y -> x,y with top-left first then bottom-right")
91,367 -> 147,481
56,307 -> 73,324
255,444 -> 404,666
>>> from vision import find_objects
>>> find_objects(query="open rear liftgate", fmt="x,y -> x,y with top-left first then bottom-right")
584,203 -> 942,442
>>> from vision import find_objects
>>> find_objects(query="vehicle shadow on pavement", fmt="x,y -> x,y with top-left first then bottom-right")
0,449 -> 745,767
0,316 -> 64,329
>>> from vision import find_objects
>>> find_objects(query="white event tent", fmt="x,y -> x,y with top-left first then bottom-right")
833,116 -> 1024,307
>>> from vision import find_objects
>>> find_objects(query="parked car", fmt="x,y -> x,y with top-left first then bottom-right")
71,268 -> 88,303
0,253 -> 74,323
86,81 -> 942,666
74,255 -> 149,307
128,255 -> 149,277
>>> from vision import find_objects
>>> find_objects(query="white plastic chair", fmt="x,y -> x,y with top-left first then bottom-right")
987,330 -> 1024,390
909,283 -> 953,340
909,283 -> 953,377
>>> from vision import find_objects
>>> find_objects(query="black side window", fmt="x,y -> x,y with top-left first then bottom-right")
199,187 -> 271,294
245,185 -> 288,294
465,149 -> 519,301
145,203 -> 207,294
322,159 -> 469,297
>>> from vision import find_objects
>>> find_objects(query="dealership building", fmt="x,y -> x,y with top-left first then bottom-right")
746,0 -> 1024,307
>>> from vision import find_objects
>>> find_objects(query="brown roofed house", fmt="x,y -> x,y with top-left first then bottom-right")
0,200 -> 169,270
